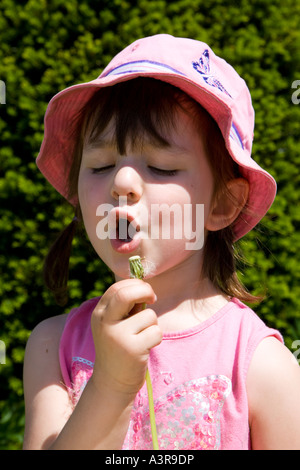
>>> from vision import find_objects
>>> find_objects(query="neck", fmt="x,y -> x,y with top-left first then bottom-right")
118,254 -> 230,333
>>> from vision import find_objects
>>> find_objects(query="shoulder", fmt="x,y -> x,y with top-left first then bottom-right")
23,299 -> 100,450
23,312 -> 72,403
247,336 -> 300,449
24,297 -> 100,393
26,296 -> 100,355
222,299 -> 283,350
23,314 -> 71,449
24,313 -> 69,396
25,313 -> 68,359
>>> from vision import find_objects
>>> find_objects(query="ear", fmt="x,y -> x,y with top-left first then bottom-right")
206,178 -> 249,232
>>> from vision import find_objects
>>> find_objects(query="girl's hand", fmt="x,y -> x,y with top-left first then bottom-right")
90,279 -> 162,396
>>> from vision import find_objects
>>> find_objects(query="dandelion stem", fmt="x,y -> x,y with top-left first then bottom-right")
129,255 -> 159,450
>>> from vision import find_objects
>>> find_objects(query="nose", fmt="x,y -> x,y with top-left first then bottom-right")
111,165 -> 143,204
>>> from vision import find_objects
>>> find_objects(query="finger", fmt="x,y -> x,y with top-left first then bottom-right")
135,324 -> 163,351
94,279 -> 156,323
124,308 -> 158,335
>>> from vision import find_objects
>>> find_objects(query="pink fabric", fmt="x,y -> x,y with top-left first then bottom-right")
59,297 -> 283,450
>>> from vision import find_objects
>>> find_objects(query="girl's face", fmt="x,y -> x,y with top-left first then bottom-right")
78,106 -> 215,280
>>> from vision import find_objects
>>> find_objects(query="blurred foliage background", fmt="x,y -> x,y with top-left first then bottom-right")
0,0 -> 300,450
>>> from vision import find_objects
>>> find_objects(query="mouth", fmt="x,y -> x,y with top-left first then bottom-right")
116,217 -> 134,242
109,209 -> 141,253
116,212 -> 140,240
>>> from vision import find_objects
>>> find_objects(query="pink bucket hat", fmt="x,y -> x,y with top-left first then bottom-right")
36,34 -> 276,240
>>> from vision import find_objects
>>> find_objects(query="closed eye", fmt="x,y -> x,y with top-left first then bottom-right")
91,165 -> 115,174
148,166 -> 178,176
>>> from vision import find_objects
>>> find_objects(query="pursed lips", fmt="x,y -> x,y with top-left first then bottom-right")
108,207 -> 141,241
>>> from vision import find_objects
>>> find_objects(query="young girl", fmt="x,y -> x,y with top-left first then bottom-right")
23,34 -> 300,450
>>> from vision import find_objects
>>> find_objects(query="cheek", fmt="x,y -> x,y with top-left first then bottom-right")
152,183 -> 191,204
78,169 -> 107,208
177,177 -> 214,220
191,168 -> 215,208
78,178 -> 110,259
78,171 -> 92,207
78,173 -> 104,235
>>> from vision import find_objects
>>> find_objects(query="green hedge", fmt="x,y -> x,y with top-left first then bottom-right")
1,0 -> 300,449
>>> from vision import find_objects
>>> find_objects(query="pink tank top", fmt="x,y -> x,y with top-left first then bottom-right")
59,297 -> 283,450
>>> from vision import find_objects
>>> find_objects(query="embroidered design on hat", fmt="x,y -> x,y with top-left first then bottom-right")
192,50 -> 232,98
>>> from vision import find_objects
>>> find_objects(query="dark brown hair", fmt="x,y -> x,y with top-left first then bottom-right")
44,78 -> 261,305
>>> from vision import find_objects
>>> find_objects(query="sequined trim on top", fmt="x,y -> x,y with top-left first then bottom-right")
123,375 -> 232,450
69,357 -> 232,450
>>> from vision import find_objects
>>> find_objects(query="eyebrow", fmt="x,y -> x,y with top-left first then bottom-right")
84,136 -> 189,160
84,134 -> 116,150
84,132 -> 174,152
